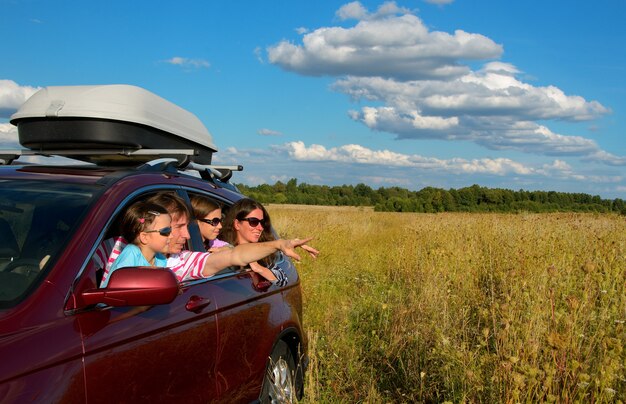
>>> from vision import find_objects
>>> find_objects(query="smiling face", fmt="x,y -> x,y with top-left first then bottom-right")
234,208 -> 264,244
167,212 -> 191,254
139,212 -> 172,255
198,208 -> 222,241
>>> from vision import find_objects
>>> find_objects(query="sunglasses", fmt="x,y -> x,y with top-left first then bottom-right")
198,217 -> 222,226
144,226 -> 172,237
239,217 -> 266,228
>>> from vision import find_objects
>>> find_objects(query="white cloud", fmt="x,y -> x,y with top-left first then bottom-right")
336,1 -> 369,20
218,141 -> 625,196
277,140 -> 559,177
268,5 -> 502,80
335,68 -> 608,124
254,47 -> 265,64
423,0 -> 454,5
0,80 -> 41,118
336,1 -> 411,21
165,56 -> 210,69
258,128 -> 283,136
583,150 -> 626,166
265,3 -> 623,166
295,140 -> 617,182
0,123 -> 19,146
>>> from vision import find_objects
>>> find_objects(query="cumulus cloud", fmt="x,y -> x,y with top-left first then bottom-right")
0,80 -> 40,118
337,71 -> 613,160
275,140 -> 566,177
265,2 -> 621,165
258,128 -> 283,136
336,1 -> 411,21
219,141 -> 623,192
268,3 -> 501,80
165,56 -> 210,69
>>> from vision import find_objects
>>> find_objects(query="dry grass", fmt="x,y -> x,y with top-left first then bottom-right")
268,206 -> 626,403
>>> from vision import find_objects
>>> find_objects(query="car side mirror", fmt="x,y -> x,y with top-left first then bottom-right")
78,267 -> 179,307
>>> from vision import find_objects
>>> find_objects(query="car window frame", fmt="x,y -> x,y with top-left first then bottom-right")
175,187 -> 253,288
66,184 -> 187,312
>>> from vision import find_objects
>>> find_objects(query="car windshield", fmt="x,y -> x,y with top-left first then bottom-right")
0,179 -> 95,308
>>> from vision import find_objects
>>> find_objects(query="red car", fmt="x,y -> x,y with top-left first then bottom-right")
0,85 -> 306,403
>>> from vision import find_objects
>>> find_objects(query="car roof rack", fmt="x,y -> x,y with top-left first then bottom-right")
0,148 -> 195,166
0,148 -> 244,184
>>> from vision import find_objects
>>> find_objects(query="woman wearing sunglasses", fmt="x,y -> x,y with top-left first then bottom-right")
221,198 -> 296,287
190,195 -> 231,252
100,201 -> 172,287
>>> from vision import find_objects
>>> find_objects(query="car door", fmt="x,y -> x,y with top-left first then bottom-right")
77,278 -> 220,403
209,269 -> 280,400
181,190 -> 279,401
72,188 -> 221,403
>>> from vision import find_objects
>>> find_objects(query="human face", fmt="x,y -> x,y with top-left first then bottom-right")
234,208 -> 264,244
141,213 -> 172,254
198,208 -> 222,241
168,212 -> 191,254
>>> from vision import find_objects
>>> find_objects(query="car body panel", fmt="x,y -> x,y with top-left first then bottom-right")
0,163 -> 306,403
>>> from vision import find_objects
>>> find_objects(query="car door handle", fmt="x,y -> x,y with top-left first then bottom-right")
185,295 -> 211,313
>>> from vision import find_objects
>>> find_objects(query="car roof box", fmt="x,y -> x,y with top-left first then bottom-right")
10,84 -> 217,165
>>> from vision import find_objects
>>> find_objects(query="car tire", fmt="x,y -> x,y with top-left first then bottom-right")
260,339 -> 300,403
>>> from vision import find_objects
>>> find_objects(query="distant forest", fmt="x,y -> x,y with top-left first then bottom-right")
236,179 -> 626,214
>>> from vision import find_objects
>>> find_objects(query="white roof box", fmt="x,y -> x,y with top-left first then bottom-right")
10,84 -> 217,165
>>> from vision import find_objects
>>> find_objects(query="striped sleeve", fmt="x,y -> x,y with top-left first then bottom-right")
167,251 -> 212,282
268,263 -> 289,287
99,236 -> 128,287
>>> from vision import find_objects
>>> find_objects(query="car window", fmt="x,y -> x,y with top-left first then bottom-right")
180,191 -> 243,279
90,189 -> 209,287
0,179 -> 95,307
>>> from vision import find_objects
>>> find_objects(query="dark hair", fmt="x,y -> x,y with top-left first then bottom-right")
190,195 -> 222,220
145,192 -> 190,220
221,198 -> 276,266
119,201 -> 169,244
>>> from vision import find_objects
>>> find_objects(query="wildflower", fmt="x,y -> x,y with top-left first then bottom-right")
604,388 -> 616,396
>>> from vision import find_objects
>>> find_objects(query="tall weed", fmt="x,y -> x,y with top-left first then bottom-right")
269,206 -> 625,403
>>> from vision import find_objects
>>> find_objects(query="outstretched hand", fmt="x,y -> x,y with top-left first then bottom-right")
279,237 -> 319,262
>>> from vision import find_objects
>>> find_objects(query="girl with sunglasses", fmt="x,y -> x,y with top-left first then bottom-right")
190,195 -> 231,252
100,201 -> 172,287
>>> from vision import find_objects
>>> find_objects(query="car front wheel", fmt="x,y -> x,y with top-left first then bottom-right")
260,339 -> 299,403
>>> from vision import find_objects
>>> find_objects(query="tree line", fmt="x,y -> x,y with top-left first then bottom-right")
235,179 -> 626,214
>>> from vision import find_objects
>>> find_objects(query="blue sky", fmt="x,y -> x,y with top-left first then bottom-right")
1,0 -> 625,199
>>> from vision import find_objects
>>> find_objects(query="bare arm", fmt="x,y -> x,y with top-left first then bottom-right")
249,261 -> 277,282
201,238 -> 318,277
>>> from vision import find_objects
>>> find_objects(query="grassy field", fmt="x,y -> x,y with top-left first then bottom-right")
267,205 -> 625,403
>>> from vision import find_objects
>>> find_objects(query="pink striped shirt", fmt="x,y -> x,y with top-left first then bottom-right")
96,236 -> 213,286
